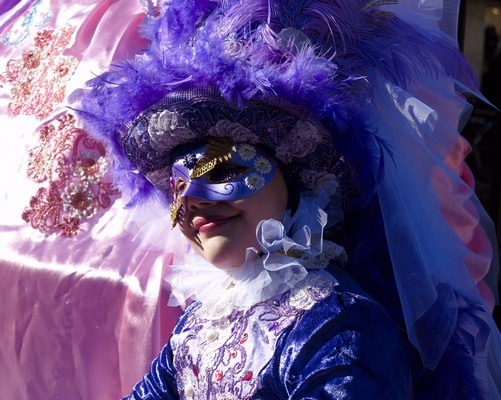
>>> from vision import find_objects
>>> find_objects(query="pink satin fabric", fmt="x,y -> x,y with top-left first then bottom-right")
0,1 -> 181,398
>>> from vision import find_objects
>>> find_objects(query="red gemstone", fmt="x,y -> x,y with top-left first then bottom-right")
241,371 -> 253,381
216,370 -> 223,381
80,157 -> 99,174
23,51 -> 40,69
71,191 -> 90,210
239,332 -> 248,344
192,364 -> 199,378
57,64 -> 70,77
229,349 -> 237,358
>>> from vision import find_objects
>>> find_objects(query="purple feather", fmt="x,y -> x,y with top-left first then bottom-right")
73,0 -> 476,207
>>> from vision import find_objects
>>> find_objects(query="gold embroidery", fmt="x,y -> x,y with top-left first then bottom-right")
170,197 -> 183,228
190,137 -> 236,179
170,178 -> 187,227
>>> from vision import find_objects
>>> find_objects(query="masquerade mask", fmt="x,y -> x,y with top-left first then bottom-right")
170,137 -> 277,226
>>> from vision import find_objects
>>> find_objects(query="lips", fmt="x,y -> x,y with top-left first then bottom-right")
193,215 -> 236,234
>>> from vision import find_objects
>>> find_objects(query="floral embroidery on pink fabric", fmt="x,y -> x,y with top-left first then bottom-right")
0,25 -> 77,119
22,113 -> 120,236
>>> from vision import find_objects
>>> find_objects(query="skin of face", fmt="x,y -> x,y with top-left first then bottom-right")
179,169 -> 288,270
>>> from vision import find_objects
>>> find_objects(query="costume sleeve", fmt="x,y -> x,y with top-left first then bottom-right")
123,341 -> 179,400
255,291 -> 412,400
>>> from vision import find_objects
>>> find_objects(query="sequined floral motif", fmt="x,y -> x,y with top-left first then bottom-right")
22,113 -> 120,236
236,143 -> 256,161
253,156 -> 272,174
0,25 -> 77,119
289,272 -> 334,310
245,172 -> 265,191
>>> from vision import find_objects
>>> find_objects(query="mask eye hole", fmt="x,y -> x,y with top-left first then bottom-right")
207,162 -> 251,183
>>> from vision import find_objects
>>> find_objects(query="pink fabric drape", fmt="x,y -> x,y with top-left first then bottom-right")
0,1 -> 181,398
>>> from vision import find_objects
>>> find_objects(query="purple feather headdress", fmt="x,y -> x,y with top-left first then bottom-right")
73,0 -> 476,207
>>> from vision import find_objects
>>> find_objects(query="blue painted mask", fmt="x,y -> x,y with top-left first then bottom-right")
169,137 -> 277,226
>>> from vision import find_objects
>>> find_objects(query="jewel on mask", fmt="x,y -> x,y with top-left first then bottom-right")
170,177 -> 188,227
184,154 -> 198,169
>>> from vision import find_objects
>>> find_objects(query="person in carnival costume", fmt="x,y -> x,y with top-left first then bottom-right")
74,0 -> 501,398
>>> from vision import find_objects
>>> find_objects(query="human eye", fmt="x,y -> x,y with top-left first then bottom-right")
207,162 -> 251,183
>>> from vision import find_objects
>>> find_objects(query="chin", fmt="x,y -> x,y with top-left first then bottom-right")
205,249 -> 246,270
194,236 -> 257,270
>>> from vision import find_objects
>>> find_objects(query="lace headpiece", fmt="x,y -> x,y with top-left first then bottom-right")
120,88 -> 340,203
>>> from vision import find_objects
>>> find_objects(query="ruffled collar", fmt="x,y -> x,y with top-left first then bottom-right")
166,191 -> 346,318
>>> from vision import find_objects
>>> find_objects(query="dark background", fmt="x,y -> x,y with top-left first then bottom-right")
459,0 -> 501,328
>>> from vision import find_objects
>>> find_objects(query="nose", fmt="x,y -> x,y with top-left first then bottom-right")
185,196 -> 217,211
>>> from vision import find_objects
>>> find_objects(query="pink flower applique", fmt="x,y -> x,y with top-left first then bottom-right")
22,113 -> 121,237
0,25 -> 77,119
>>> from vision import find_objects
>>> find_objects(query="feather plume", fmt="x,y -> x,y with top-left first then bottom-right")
74,0 -> 477,208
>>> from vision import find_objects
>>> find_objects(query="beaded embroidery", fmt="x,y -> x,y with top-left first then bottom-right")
0,25 -> 77,119
171,272 -> 335,400
22,113 -> 120,236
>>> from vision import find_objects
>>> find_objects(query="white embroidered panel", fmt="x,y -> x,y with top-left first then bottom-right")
170,272 -> 335,400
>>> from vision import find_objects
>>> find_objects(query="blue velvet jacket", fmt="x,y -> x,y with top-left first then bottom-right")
124,270 -> 412,399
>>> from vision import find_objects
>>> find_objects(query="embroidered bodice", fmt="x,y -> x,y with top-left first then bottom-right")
125,270 -> 412,400
171,273 -> 335,399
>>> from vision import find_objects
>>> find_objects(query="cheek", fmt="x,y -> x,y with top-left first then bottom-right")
257,188 -> 288,219
240,201 -> 285,234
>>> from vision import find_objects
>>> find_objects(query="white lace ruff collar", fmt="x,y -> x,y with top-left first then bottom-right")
166,191 -> 346,318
